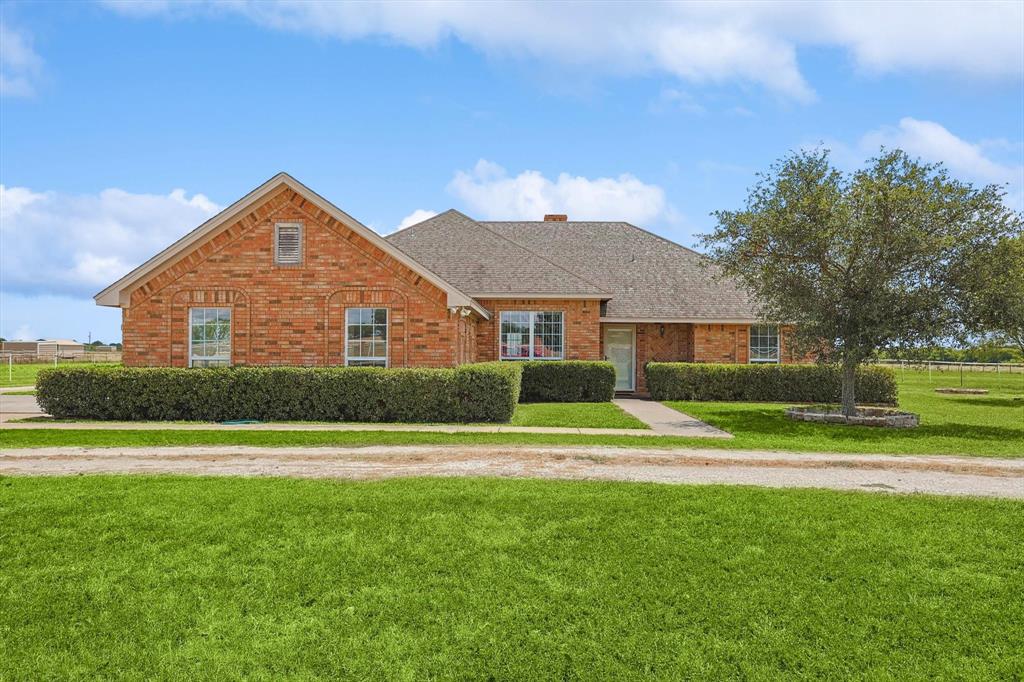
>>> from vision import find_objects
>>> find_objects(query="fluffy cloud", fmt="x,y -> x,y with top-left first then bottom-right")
861,118 -> 1022,188
0,23 -> 43,97
0,185 -> 220,299
102,1 -> 1023,101
394,209 -> 438,233
447,160 -> 671,225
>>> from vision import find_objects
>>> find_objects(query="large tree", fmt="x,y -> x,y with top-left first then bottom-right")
703,148 -> 1022,416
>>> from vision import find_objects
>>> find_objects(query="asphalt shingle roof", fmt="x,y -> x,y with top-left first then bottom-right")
387,212 -> 760,320
386,210 -> 608,297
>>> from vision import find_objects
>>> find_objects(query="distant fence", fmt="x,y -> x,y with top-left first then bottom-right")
874,359 -> 1024,375
0,351 -> 123,365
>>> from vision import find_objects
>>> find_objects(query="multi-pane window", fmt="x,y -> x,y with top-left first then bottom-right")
274,223 -> 303,265
749,324 -> 780,363
346,308 -> 388,366
189,307 -> 231,367
500,311 -> 563,360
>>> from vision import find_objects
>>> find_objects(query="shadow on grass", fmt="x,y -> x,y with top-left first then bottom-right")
942,397 -> 1024,409
688,406 -> 1023,444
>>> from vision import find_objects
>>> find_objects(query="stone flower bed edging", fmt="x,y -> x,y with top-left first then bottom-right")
934,388 -> 989,395
785,405 -> 920,429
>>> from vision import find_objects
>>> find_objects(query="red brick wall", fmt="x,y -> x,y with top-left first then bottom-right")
121,184 -> 460,368
691,324 -> 750,364
474,299 -> 601,362
633,323 -> 694,392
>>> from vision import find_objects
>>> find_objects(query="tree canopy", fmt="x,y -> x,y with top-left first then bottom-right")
703,148 -> 1022,415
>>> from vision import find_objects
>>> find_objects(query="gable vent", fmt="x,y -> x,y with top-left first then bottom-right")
275,223 -> 303,265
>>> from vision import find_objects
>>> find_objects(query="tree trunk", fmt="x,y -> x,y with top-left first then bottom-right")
840,357 -> 857,417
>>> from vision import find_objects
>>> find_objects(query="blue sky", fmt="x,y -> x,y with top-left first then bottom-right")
2,1 -> 1022,343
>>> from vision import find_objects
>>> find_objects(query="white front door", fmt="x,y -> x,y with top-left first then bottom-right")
603,326 -> 635,392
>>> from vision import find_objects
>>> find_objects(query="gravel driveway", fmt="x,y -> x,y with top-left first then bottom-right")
3,445 -> 1022,499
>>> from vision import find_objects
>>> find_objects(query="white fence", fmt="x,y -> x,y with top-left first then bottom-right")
0,351 -> 123,365
874,359 -> 1023,375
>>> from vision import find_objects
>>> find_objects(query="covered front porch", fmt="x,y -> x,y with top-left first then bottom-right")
599,322 -> 755,394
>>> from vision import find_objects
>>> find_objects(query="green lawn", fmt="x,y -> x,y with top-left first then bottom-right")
512,401 -> 647,429
666,369 -> 1023,457
0,362 -> 119,388
1,476 -> 1020,679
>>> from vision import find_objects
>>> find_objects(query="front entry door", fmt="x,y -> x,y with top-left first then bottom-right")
603,326 -> 635,392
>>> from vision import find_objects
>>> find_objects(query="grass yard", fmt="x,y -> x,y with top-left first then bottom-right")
512,401 -> 647,429
1,476 -> 1021,679
666,369 -> 1023,457
0,362 -> 119,388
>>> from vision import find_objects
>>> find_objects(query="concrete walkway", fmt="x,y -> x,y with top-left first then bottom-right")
0,393 -> 730,438
614,398 -> 731,438
2,444 -> 1021,498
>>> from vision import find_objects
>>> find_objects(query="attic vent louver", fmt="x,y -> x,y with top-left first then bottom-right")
275,223 -> 303,265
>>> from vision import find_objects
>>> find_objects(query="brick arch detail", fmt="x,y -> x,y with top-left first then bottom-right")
169,288 -> 251,366
326,287 -> 410,366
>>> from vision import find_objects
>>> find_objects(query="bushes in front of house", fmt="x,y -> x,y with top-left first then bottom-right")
518,361 -> 617,403
35,363 -> 522,423
645,363 -> 898,405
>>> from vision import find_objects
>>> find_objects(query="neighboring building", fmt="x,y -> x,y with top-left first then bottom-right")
0,339 -> 85,358
96,173 -> 795,393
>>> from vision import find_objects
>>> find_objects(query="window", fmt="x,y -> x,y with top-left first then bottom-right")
346,308 -> 388,366
275,223 -> 303,265
749,324 -> 780,363
500,311 -> 563,360
190,307 -> 231,367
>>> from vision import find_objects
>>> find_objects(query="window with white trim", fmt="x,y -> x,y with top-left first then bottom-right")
749,324 -> 780,363
500,311 -> 563,360
189,307 -> 231,367
274,222 -> 303,265
346,308 -> 388,366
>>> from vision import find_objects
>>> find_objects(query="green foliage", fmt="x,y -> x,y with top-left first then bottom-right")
957,235 -> 1024,354
879,342 -> 1023,364
646,362 -> 897,404
35,363 -> 522,423
703,147 -> 1022,414
518,361 -> 616,402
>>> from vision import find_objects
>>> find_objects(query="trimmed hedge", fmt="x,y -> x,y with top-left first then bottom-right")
518,361 -> 617,403
645,363 -> 898,405
35,363 -> 522,423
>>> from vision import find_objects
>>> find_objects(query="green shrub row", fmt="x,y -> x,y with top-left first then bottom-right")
645,363 -> 898,404
518,361 -> 616,402
36,363 -> 522,423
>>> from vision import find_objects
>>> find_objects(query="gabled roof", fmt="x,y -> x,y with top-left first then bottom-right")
481,221 -> 759,320
94,173 -> 489,319
386,210 -> 609,298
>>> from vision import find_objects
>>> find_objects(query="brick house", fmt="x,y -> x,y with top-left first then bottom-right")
96,173 -> 792,393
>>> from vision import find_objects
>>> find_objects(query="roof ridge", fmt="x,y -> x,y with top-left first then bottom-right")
470,219 -> 613,295
485,219 -> 708,260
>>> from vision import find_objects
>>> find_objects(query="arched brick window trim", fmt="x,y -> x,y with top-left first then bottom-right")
326,288 -> 410,367
169,288 -> 250,367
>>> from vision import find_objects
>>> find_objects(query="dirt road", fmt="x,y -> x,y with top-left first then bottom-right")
3,445 -> 1022,499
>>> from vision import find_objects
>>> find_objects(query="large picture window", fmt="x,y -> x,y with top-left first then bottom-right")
749,324 -> 780,363
189,307 -> 231,367
500,311 -> 563,360
346,308 -> 388,366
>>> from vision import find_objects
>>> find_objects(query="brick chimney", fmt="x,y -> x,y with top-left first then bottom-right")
543,214 -> 568,222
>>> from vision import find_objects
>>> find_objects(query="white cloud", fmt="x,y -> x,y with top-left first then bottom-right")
806,118 -> 1023,210
394,209 -> 438,233
861,117 -> 1022,187
0,185 -> 221,299
0,23 -> 43,97
101,1 -> 1024,101
447,159 -> 671,225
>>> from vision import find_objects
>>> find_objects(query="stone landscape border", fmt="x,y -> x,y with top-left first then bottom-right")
785,405 -> 920,428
